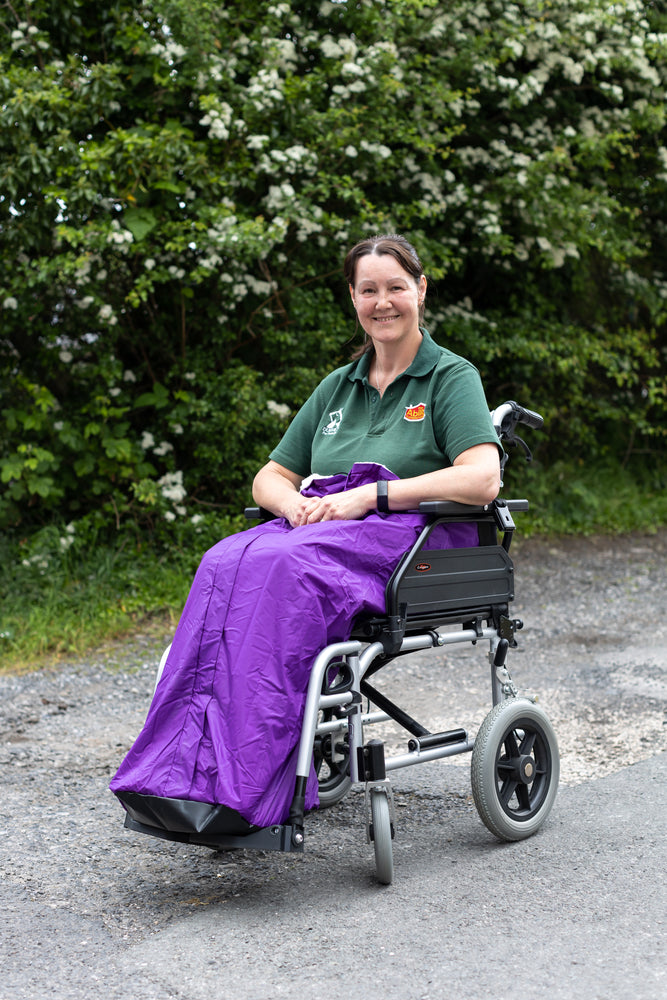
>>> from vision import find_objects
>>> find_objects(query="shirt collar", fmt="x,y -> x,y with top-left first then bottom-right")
349,329 -> 440,384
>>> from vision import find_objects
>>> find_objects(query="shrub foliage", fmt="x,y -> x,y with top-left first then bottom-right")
1,0 -> 666,541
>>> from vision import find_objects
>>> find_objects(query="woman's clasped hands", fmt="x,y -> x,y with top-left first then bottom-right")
284,483 -> 376,527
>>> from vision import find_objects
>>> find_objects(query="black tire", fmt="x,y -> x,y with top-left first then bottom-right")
370,788 -> 394,885
313,708 -> 352,808
471,698 -> 559,841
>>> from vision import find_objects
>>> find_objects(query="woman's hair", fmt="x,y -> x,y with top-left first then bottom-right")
344,234 -> 426,357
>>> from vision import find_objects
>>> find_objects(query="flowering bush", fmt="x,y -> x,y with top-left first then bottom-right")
1,0 -> 665,540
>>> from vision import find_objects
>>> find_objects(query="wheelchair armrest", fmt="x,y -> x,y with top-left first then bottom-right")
418,499 -> 529,517
244,506 -> 277,521
418,501 -> 489,517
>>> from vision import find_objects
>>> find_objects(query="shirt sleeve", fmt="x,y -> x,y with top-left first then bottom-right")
432,359 -> 502,463
268,372 -> 339,477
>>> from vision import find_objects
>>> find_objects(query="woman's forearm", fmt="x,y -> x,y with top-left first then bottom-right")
252,462 -> 302,517
379,446 -> 501,511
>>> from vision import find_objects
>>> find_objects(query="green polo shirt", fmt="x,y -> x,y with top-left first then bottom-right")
270,330 -> 499,479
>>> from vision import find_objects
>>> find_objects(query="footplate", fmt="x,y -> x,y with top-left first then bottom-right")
124,814 -> 304,852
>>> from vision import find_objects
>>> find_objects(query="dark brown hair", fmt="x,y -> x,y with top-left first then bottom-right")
344,234 -> 426,357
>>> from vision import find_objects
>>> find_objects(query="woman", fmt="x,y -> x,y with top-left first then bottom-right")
111,235 -> 501,835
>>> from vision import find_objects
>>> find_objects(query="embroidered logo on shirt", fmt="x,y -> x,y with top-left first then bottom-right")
322,409 -> 343,435
404,402 -> 426,422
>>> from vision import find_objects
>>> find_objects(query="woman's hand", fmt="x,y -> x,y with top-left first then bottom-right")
253,461 -> 377,527
300,483 -> 376,525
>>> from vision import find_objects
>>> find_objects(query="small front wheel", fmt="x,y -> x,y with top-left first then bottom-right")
369,789 -> 394,885
471,698 -> 559,841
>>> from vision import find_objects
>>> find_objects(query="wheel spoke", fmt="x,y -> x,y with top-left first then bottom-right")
515,782 -> 532,811
519,730 -> 537,756
499,778 -> 518,806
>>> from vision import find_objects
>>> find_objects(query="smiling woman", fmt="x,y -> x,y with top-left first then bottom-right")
254,234 -> 501,523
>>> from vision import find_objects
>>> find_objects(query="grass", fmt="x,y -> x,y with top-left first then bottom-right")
0,543 -> 191,673
2,459 -> 666,674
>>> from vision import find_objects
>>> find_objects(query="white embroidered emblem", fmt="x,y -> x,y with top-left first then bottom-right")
322,409 -> 343,436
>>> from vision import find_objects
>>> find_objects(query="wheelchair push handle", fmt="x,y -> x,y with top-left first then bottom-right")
492,399 -> 544,469
491,399 -> 544,436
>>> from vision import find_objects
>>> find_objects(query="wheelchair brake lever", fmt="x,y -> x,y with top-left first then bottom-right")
504,433 -> 533,463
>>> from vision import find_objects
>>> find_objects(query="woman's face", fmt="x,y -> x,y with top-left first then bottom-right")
349,252 -> 426,350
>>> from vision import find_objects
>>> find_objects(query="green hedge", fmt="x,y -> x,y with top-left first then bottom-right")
1,0 -> 666,544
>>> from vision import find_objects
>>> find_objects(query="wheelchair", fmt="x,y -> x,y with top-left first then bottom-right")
124,400 -> 559,884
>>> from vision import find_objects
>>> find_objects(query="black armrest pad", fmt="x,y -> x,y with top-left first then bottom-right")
418,501 -> 489,516
418,498 -> 528,516
244,507 -> 277,521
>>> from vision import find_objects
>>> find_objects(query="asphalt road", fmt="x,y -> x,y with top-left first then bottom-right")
1,530 -> 665,1000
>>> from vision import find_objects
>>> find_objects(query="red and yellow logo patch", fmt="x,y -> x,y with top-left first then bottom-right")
404,402 -> 426,422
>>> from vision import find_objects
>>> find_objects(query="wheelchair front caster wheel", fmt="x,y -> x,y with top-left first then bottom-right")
471,698 -> 559,842
369,788 -> 394,885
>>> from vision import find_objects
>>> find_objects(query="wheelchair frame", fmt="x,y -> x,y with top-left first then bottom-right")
123,401 -> 560,884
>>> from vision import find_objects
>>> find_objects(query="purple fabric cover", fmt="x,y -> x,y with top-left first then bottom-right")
110,463 -> 478,829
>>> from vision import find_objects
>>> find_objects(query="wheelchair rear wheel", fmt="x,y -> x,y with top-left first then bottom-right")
471,697 -> 559,842
313,707 -> 352,808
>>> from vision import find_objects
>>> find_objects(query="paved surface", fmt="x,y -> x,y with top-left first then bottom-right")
1,531 -> 666,999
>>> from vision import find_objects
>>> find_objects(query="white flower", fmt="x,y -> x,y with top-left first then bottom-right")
153,441 -> 174,457
190,514 -> 204,525
123,370 -> 137,382
247,134 -> 269,150
145,258 -> 156,270
321,36 -> 343,59
208,119 -> 229,141
140,432 -> 155,449
3,297 -> 18,310
109,387 -> 121,397
164,510 -> 176,522
267,400 -> 290,419
158,471 -> 187,503
59,350 -> 73,363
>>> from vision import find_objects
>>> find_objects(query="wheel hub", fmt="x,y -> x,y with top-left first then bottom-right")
516,753 -> 536,784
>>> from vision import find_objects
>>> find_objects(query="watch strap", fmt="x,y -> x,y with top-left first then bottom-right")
376,479 -> 389,513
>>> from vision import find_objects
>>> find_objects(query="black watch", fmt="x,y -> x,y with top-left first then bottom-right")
376,479 -> 389,512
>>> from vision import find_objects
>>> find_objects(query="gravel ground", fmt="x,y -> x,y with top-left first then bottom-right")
1,529 -> 665,999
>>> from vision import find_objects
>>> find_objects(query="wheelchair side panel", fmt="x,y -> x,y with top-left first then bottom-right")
390,544 -> 514,617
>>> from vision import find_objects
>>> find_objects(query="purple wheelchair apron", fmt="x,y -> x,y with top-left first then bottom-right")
110,464 -> 477,830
